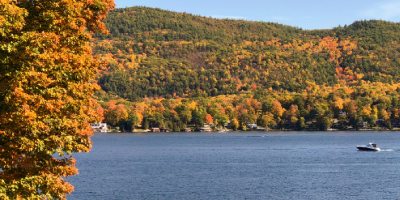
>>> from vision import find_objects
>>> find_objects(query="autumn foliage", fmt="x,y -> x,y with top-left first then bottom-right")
98,80 -> 400,133
95,7 -> 400,102
90,8 -> 400,133
0,0 -> 114,199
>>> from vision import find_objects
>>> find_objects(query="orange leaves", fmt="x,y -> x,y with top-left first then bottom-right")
271,100 -> 285,118
204,114 -> 213,125
339,39 -> 357,54
100,78 -> 400,132
316,37 -> 357,62
261,113 -> 276,129
21,104 -> 37,122
10,87 -> 29,102
361,106 -> 372,117
104,102 -> 129,127
83,0 -> 115,34
255,37 -> 358,86
318,36 -> 339,52
379,109 -> 391,121
0,0 -> 27,37
333,97 -> 345,110
0,0 -> 113,198
95,103 -> 105,121
230,118 -> 240,130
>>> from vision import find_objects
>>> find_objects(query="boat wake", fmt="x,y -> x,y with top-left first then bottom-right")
247,135 -> 266,138
379,149 -> 394,152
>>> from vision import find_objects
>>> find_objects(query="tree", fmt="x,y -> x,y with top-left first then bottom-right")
204,114 -> 214,125
230,118 -> 240,130
191,109 -> 206,128
296,117 -> 306,130
317,116 -> 332,131
105,103 -> 129,130
271,100 -> 285,127
260,113 -> 276,130
176,104 -> 192,124
285,104 -> 299,127
0,0 -> 114,199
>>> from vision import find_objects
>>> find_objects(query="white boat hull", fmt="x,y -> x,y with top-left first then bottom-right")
356,146 -> 380,151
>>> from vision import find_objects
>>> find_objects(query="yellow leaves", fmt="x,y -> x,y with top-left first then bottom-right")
187,101 -> 197,110
319,36 -> 338,50
83,0 -> 115,34
339,39 -> 357,53
96,39 -> 114,51
10,87 -> 28,102
195,40 -> 210,47
230,118 -> 239,130
0,0 -> 112,198
21,32 -> 60,56
21,104 -> 37,122
271,100 -> 285,118
361,106 -> 372,117
379,109 -> 390,121
334,97 -> 345,110
104,102 -> 129,126
355,73 -> 364,80
242,40 -> 253,46
261,113 -> 275,128
0,0 -> 27,36
18,137 -> 37,153
134,112 -> 144,126
342,86 -> 354,95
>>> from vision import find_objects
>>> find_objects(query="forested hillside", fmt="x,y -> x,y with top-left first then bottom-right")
93,7 -> 400,131
95,7 -> 400,100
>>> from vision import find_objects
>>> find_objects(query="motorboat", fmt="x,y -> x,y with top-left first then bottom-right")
356,143 -> 381,151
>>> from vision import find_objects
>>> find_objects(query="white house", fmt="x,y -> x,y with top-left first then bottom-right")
91,123 -> 109,133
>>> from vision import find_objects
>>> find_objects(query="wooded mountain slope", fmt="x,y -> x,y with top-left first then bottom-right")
95,7 -> 400,100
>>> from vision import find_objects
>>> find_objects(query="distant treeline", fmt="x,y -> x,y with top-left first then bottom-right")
97,82 -> 400,132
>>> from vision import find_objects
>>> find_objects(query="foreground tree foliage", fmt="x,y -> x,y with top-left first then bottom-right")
0,0 -> 114,199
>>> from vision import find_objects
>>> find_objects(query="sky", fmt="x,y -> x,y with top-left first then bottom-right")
114,0 -> 400,29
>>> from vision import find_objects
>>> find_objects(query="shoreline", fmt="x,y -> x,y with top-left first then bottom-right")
98,129 -> 400,134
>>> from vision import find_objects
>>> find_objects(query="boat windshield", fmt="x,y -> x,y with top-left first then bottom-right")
368,143 -> 377,147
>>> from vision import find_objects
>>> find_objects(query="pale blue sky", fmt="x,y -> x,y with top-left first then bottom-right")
114,0 -> 400,29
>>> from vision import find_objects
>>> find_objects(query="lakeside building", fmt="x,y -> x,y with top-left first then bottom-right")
151,128 -> 161,132
246,123 -> 266,131
91,123 -> 109,133
150,128 -> 170,132
200,124 -> 213,132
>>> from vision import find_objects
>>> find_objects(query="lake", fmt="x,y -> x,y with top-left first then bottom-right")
68,132 -> 400,200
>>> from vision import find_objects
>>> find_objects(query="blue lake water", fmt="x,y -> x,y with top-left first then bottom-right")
68,132 -> 400,200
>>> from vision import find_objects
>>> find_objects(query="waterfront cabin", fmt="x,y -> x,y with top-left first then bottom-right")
91,123 -> 109,133
200,124 -> 213,132
151,128 -> 161,132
